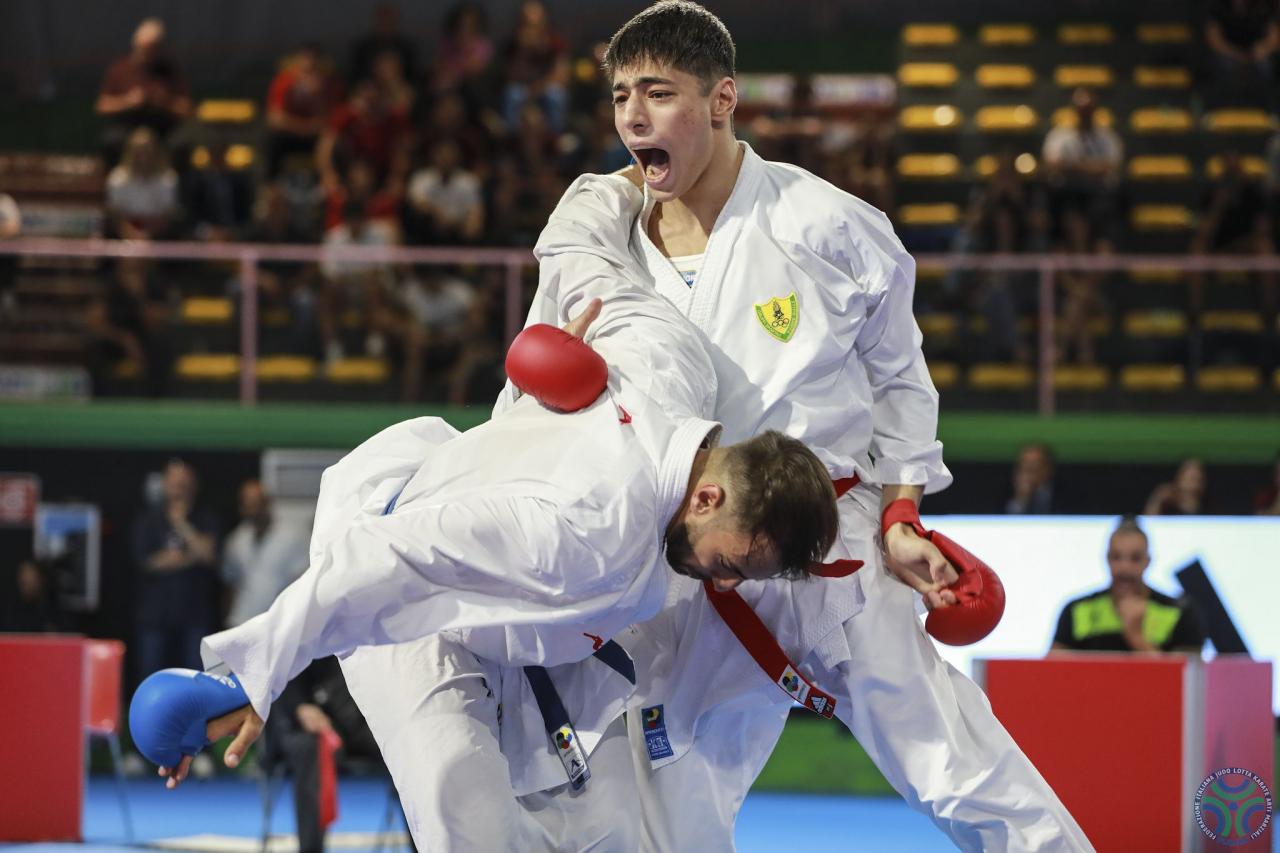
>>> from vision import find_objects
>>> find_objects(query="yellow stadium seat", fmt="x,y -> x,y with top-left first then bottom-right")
1058,24 -> 1114,45
325,357 -> 390,384
1202,310 -> 1265,333
902,23 -> 960,47
1136,23 -> 1192,44
898,203 -> 960,226
1130,108 -> 1192,133
969,363 -> 1034,391
226,144 -> 255,170
1124,310 -> 1189,337
1121,364 -> 1185,391
918,313 -> 959,337
1206,155 -> 1268,179
1050,106 -> 1115,128
976,105 -> 1039,132
896,153 -> 961,179
1054,65 -> 1114,88
1274,367 -> 1280,391
974,153 -> 1039,177
898,63 -> 959,87
1127,155 -> 1193,181
976,64 -> 1036,88
177,353 -> 240,381
1205,109 -> 1275,133
928,361 -> 960,390
979,24 -> 1037,47
1134,66 -> 1191,88
899,105 -> 962,132
1054,365 -> 1110,391
1130,205 -> 1192,231
256,355 -> 318,382
196,99 -> 256,124
181,296 -> 234,324
1197,366 -> 1262,392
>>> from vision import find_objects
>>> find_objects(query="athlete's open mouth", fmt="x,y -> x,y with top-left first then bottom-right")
633,147 -> 671,184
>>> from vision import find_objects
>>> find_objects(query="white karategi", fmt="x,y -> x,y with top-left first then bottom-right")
341,147 -> 1092,851
198,174 -> 723,740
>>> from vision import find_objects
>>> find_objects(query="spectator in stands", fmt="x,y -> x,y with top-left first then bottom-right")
1144,458 -> 1211,515
221,479 -> 309,628
961,150 -> 1049,362
349,2 -> 417,85
0,191 -> 20,323
1050,516 -> 1205,654
433,2 -> 495,108
1205,0 -> 1280,92
1,558 -> 66,633
1006,442 -> 1057,514
95,18 -> 192,164
1042,88 -> 1123,365
105,127 -> 180,240
265,45 -> 343,179
263,656 -> 392,853
183,142 -> 254,241
1251,451 -> 1280,514
405,139 -> 485,244
840,116 -> 896,218
84,258 -> 173,397
242,184 -> 321,354
132,459 -> 219,683
749,75 -> 825,176
445,283 -> 503,404
418,89 -> 494,178
322,158 -> 400,237
1189,150 -> 1275,311
371,48 -> 417,117
316,78 -> 412,197
501,0 -> 570,132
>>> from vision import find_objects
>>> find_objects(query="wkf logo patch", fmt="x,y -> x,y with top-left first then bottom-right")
777,665 -> 810,704
754,293 -> 799,342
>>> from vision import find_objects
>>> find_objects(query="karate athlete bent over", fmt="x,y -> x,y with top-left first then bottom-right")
472,3 -> 1087,851
128,167 -> 841,834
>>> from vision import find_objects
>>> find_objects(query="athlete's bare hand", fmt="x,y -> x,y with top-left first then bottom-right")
563,297 -> 602,339
883,524 -> 959,610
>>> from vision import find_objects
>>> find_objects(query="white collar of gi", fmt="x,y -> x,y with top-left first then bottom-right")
656,419 -> 723,535
639,140 -> 763,237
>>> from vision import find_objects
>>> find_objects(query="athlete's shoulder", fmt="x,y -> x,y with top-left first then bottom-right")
756,156 -> 909,282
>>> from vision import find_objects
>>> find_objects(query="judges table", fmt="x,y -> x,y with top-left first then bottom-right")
979,655 -> 1274,853
0,635 -> 90,841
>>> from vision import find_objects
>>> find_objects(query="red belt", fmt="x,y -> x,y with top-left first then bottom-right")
702,473 -> 862,719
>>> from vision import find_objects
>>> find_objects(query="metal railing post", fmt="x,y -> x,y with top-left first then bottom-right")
504,259 -> 524,347
239,250 -> 259,406
1037,260 -> 1055,416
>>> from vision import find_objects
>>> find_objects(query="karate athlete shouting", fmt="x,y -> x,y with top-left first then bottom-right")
325,4 -> 1091,850
129,168 -> 842,824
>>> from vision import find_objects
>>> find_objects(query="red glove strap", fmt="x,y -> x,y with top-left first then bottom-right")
881,498 -> 924,538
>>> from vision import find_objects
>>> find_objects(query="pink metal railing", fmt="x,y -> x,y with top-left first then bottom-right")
1,237 -> 1277,411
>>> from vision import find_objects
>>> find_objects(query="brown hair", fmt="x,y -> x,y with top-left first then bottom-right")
603,1 -> 735,94
722,430 -> 838,579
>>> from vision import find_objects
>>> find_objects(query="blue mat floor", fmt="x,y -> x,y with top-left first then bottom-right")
0,774 -> 957,852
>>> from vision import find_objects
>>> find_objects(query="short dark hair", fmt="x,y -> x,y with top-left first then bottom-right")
723,431 -> 838,580
603,1 -> 735,92
1111,514 -> 1148,546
